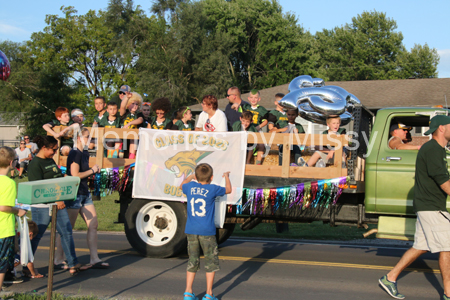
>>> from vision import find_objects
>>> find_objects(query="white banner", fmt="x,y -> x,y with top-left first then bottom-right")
133,129 -> 247,205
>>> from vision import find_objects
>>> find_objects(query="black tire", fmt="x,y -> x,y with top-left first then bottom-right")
216,223 -> 235,245
124,199 -> 187,258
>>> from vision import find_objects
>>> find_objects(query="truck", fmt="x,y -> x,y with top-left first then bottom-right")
53,105 -> 448,258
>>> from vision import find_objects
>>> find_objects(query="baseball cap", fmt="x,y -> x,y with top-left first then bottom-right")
390,123 -> 411,133
424,115 -> 450,135
119,85 -> 131,93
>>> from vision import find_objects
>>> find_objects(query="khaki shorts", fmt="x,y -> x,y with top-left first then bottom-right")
186,234 -> 219,273
413,211 -> 450,253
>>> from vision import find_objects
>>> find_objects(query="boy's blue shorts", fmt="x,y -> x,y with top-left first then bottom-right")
0,236 -> 15,273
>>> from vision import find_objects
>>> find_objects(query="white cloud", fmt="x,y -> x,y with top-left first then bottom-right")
438,49 -> 450,78
0,22 -> 28,36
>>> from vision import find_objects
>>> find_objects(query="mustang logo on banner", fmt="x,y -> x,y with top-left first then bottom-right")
133,129 -> 247,205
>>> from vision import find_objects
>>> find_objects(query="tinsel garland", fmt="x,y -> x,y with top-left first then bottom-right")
238,176 -> 348,215
60,163 -> 135,197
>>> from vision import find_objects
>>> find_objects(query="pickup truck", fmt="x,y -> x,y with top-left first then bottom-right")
53,106 -> 448,258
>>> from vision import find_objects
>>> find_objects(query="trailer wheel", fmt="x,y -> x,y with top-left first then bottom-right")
125,199 -> 187,258
216,223 -> 235,245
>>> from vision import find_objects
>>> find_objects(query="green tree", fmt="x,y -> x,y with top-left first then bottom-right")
314,11 -> 439,81
136,1 -> 234,107
25,5 -> 146,99
399,44 -> 439,78
202,0 -> 317,91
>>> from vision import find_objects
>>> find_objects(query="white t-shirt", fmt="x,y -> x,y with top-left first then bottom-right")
15,147 -> 32,163
26,142 -> 38,154
196,109 -> 228,132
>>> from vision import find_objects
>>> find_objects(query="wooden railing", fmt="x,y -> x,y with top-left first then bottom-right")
52,126 -> 348,180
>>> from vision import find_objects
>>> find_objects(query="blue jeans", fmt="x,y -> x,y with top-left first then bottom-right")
65,192 -> 94,210
31,206 -> 78,267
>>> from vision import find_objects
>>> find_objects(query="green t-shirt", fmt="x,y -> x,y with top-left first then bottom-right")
232,121 -> 257,132
0,176 -> 16,238
414,139 -> 450,212
268,110 -> 289,129
322,128 -> 347,134
94,111 -> 108,124
121,110 -> 139,129
28,157 -> 63,181
47,119 -> 74,147
98,116 -> 121,128
149,117 -> 172,130
173,120 -> 194,131
242,104 -> 269,125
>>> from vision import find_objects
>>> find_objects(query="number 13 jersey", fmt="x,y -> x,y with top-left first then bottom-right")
182,181 -> 226,236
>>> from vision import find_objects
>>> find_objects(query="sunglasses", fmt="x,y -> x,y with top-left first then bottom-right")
226,94 -> 236,97
24,137 -> 30,140
20,143 -> 25,145
119,92 -> 125,95
142,102 -> 151,106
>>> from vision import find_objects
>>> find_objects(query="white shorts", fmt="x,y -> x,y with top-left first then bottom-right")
413,211 -> 450,253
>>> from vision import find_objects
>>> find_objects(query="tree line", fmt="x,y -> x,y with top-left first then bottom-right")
0,0 -> 440,137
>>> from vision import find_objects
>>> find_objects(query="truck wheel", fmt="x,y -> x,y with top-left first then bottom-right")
125,199 -> 187,258
216,223 -> 235,245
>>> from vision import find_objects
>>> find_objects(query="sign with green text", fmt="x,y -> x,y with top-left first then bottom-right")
17,177 -> 80,205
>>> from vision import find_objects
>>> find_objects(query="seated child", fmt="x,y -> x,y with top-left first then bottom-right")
120,92 -> 143,159
138,102 -> 152,128
98,101 -> 121,158
232,111 -> 264,164
179,163 -> 232,300
267,93 -> 288,131
43,107 -> 79,156
148,97 -> 173,130
304,115 -> 346,167
171,106 -> 194,131
90,96 -> 108,149
270,108 -> 304,166
242,90 -> 269,165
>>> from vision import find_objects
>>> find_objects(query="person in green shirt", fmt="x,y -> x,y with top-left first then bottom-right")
42,107 -> 79,156
267,93 -> 289,131
232,111 -> 261,164
379,115 -> 450,300
0,147 -> 26,298
149,97 -> 173,130
99,102 -> 122,158
171,106 -> 194,131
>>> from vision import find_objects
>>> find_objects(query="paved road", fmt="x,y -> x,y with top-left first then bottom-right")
9,231 -> 443,299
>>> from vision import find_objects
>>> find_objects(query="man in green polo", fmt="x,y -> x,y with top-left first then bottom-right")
379,115 -> 450,300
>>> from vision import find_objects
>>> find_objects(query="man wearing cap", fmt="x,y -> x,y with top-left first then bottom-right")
119,85 -> 132,103
388,123 -> 421,150
379,115 -> 450,300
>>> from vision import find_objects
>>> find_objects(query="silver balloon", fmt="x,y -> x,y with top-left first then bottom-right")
280,75 -> 360,125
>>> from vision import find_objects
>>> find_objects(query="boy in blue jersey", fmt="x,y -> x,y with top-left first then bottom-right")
180,163 -> 232,300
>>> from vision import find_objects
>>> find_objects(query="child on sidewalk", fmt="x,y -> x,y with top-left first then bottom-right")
304,115 -> 346,167
180,164 -> 232,300
0,146 -> 27,298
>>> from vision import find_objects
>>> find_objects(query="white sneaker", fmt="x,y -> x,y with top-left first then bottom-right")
316,159 -> 326,168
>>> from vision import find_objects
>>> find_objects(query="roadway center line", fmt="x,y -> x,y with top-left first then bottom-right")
38,246 -> 439,274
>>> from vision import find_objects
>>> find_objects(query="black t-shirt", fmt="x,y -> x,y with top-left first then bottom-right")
28,157 -> 63,181
67,149 -> 90,195
414,139 -> 450,212
137,112 -> 151,128
225,100 -> 249,131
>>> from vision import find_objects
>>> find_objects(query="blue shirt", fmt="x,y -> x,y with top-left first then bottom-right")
182,181 -> 226,236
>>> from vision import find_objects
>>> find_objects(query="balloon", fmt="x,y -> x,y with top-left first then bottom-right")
280,75 -> 360,125
0,50 -> 11,81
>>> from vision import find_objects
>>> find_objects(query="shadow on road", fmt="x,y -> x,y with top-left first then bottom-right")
213,240 -> 295,299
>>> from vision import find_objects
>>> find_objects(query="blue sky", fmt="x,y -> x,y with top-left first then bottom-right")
1,0 -> 449,78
